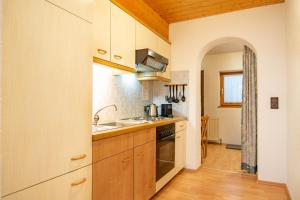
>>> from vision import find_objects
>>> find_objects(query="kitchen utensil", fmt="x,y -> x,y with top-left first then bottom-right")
181,85 -> 186,102
172,86 -> 176,102
174,85 -> 179,103
168,86 -> 173,103
144,104 -> 158,117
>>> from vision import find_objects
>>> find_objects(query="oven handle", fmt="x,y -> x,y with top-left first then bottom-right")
159,134 -> 175,141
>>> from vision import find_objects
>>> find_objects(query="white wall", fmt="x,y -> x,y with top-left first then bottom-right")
286,0 -> 300,199
202,52 -> 243,145
170,4 -> 287,183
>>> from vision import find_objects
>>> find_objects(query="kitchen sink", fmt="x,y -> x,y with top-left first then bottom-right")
92,118 -> 149,133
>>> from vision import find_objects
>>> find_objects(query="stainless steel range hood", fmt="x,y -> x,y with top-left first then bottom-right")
136,49 -> 169,72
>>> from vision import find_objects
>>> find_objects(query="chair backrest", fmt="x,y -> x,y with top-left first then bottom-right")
201,115 -> 209,137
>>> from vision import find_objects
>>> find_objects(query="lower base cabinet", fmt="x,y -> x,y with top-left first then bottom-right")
92,150 -> 134,200
92,128 -> 156,200
134,141 -> 156,200
2,166 -> 92,200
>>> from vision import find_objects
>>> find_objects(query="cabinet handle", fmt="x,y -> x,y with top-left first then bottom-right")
70,178 -> 87,187
180,125 -> 184,128
97,49 -> 107,55
71,154 -> 87,161
176,136 -> 181,139
114,55 -> 122,60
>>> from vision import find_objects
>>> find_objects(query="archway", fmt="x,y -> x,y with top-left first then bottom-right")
185,37 -> 257,172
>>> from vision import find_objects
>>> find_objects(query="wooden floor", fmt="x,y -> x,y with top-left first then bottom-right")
153,144 -> 289,200
202,144 -> 241,172
152,167 -> 290,200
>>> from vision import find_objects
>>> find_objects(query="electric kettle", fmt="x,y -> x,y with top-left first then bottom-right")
144,104 -> 158,117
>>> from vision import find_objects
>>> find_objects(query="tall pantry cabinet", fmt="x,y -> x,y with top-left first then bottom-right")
2,0 -> 93,199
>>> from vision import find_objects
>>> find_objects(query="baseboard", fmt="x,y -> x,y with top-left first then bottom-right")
257,180 -> 291,200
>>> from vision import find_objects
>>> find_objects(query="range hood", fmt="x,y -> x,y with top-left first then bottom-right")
136,49 -> 169,72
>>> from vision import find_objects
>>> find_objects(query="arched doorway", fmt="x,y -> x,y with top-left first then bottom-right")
186,37 -> 257,174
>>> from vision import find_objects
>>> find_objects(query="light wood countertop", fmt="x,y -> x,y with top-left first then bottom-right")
92,117 -> 186,141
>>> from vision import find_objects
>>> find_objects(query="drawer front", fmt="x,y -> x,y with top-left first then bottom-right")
3,166 -> 92,200
93,133 -> 133,162
175,121 -> 187,132
133,128 -> 155,147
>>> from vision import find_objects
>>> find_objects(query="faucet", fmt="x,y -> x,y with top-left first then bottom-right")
93,104 -> 118,126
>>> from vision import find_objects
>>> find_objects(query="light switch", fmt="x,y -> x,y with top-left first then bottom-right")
270,97 -> 279,109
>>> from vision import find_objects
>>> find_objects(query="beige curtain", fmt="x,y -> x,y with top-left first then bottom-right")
241,46 -> 257,174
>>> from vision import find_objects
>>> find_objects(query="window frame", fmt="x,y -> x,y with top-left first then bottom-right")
219,71 -> 243,108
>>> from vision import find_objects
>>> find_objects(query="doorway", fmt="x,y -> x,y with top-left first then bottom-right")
200,41 -> 256,174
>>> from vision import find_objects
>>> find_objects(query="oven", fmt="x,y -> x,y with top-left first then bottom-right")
156,123 -> 175,181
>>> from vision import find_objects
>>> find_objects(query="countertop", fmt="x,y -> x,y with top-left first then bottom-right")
92,117 -> 186,141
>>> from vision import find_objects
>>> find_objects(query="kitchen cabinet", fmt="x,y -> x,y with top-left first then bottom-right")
2,166 -> 92,200
3,0 -> 92,196
93,150 -> 134,200
134,141 -> 156,200
175,130 -> 186,172
136,21 -> 172,82
111,3 -> 135,68
46,0 -> 92,22
156,37 -> 172,80
136,21 -> 158,52
92,128 -> 156,200
93,0 -> 111,61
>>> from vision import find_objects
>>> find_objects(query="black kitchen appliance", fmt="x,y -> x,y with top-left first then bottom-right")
161,104 -> 173,118
156,123 -> 175,181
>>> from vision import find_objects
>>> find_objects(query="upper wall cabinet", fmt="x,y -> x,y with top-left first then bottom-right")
46,0 -> 92,22
111,4 -> 135,68
136,22 -> 172,81
136,21 -> 158,52
93,0 -> 111,61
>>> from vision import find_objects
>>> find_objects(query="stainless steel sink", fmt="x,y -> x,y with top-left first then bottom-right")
92,118 -> 149,133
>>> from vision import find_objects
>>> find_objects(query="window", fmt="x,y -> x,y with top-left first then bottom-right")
220,71 -> 243,107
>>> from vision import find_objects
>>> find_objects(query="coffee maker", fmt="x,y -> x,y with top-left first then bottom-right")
161,104 -> 173,118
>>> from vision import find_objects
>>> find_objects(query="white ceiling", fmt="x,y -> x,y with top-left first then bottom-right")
207,42 -> 244,55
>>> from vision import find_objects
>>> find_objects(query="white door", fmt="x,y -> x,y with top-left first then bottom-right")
135,21 -> 158,51
111,3 -> 135,68
3,0 -> 92,195
93,0 -> 111,61
175,130 -> 186,171
46,0 -> 93,22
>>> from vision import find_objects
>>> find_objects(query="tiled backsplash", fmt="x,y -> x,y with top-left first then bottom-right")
93,64 -> 189,123
153,71 -> 189,117
93,64 -> 153,123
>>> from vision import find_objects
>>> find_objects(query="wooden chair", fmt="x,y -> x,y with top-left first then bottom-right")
201,115 -> 209,163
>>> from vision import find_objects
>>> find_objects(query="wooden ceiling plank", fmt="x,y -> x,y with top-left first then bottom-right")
143,0 -> 285,23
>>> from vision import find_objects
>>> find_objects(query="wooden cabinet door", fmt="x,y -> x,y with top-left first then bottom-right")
136,21 -> 158,51
111,3 -> 135,68
175,130 -> 186,171
46,0 -> 93,22
3,0 -> 92,195
3,166 -> 92,200
134,141 -> 156,200
93,150 -> 134,200
93,0 -> 111,61
156,37 -> 171,79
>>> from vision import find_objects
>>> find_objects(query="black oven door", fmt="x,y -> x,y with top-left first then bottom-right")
156,133 -> 175,181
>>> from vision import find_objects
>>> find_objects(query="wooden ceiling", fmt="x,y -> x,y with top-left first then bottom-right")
143,0 -> 285,23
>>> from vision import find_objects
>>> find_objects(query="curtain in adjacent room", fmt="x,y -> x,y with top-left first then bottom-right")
241,46 -> 258,174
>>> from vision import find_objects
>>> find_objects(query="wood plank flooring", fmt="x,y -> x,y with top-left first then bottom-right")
152,168 -> 290,200
153,144 -> 289,200
202,144 -> 241,172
